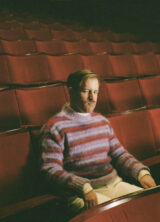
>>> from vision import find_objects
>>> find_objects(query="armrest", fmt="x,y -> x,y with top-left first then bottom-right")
142,154 -> 160,166
0,194 -> 59,221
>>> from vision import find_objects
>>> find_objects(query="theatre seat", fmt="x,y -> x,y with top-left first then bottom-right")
0,55 -> 11,84
112,32 -> 133,42
89,41 -> 113,54
25,29 -> 53,41
139,76 -> 160,108
148,108 -> 160,153
82,54 -> 113,78
64,40 -> 92,55
74,31 -> 112,42
0,88 -> 20,131
133,53 -> 160,76
7,55 -> 52,84
95,81 -> 111,115
111,41 -> 132,54
105,79 -> 145,113
0,128 -> 38,208
18,21 -> 41,29
131,42 -> 153,54
16,84 -> 69,126
0,40 -> 4,53
35,40 -> 68,55
151,42 -> 160,53
108,54 -> 137,77
51,30 -> 80,41
47,54 -> 84,82
1,40 -> 37,55
0,28 -> 27,40
108,110 -> 157,162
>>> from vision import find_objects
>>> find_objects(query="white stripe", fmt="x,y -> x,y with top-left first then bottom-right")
69,138 -> 110,155
68,125 -> 109,142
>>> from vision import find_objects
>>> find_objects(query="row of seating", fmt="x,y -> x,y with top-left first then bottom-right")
0,13 -> 160,221
1,53 -> 160,85
0,28 -> 153,42
1,76 -> 160,131
0,107 -> 160,209
1,39 -> 160,56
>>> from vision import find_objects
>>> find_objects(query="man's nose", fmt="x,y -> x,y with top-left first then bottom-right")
88,91 -> 94,100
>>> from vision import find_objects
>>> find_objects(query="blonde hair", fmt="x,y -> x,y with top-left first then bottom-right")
67,69 -> 100,90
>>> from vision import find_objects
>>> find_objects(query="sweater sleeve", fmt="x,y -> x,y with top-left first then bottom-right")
107,121 -> 149,180
40,125 -> 90,196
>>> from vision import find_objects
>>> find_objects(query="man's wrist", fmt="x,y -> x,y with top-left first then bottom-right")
138,169 -> 151,181
83,183 -> 93,195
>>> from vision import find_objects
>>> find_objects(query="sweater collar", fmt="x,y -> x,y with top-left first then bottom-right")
62,103 -> 93,120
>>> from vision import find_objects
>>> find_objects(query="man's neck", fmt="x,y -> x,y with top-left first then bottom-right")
68,103 -> 90,115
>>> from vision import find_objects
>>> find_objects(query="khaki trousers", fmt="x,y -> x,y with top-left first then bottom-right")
67,176 -> 143,213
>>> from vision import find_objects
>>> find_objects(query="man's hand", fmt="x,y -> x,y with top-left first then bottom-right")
84,190 -> 98,209
139,174 -> 157,188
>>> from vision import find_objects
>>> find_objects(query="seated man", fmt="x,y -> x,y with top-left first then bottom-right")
40,69 -> 156,214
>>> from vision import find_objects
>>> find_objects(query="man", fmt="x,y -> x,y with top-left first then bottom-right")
40,69 -> 156,213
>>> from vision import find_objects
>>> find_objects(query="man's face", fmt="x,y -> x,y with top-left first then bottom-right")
71,78 -> 99,113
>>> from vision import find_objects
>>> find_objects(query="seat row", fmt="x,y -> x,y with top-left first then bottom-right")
0,107 -> 160,209
0,28 -> 152,42
1,39 -> 160,56
1,76 -> 160,131
1,53 -> 160,85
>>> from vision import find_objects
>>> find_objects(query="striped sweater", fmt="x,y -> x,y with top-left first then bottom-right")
40,105 -> 147,196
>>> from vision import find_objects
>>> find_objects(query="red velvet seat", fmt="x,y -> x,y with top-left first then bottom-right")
47,54 -> 84,82
0,40 -> 4,53
105,79 -> 145,113
51,30 -> 80,41
18,21 -> 41,29
151,42 -> 160,53
74,31 -> 112,42
148,108 -> 160,153
0,20 -> 20,29
35,40 -> 68,55
0,88 -> 20,131
0,55 -> 12,84
0,128 -> 37,207
108,54 -> 137,77
25,29 -> 53,41
131,42 -> 153,54
64,40 -> 92,55
89,41 -> 113,54
0,29 -> 27,40
95,81 -> 111,115
108,110 -> 157,162
82,54 -> 113,79
139,76 -> 160,108
16,84 -> 69,126
7,55 -> 52,84
41,21 -> 67,30
1,40 -> 37,55
112,32 -> 133,42
133,53 -> 160,76
111,41 -> 132,54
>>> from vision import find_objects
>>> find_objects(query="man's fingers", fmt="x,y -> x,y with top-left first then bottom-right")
85,200 -> 97,209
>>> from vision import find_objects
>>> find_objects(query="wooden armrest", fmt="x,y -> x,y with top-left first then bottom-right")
0,194 -> 59,220
142,154 -> 160,166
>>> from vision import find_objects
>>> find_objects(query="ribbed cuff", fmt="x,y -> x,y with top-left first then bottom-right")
138,169 -> 151,181
82,183 -> 93,195
67,175 -> 90,195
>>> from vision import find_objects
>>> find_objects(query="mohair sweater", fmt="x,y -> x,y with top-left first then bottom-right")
40,105 -> 148,196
